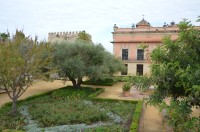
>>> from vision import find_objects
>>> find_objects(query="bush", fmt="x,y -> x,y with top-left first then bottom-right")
131,75 -> 151,91
51,86 -> 98,100
29,100 -> 110,127
130,101 -> 143,132
122,82 -> 132,91
82,78 -> 117,86
0,107 -> 25,130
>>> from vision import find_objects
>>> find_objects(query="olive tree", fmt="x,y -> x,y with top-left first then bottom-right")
148,18 -> 200,131
0,30 -> 53,116
53,40 -> 124,88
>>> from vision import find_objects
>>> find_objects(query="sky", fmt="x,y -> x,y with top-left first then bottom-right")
1,0 -> 200,53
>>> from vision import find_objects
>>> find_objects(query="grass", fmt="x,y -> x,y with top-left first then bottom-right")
0,86 -> 140,131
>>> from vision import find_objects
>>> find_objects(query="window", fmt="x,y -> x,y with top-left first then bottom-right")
121,64 -> 128,75
137,49 -> 144,60
136,64 -> 143,75
122,49 -> 128,60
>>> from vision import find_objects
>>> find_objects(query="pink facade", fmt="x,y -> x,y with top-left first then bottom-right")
112,19 -> 180,75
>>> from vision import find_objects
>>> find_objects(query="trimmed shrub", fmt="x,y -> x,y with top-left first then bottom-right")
130,101 -> 143,132
83,78 -> 117,86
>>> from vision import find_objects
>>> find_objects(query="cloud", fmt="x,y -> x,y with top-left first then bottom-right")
0,0 -> 200,52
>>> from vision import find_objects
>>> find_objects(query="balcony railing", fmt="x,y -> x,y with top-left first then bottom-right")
119,57 -> 148,62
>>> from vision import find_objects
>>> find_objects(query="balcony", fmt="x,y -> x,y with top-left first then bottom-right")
120,57 -> 148,62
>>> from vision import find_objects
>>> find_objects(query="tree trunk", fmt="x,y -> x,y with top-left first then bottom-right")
68,77 -> 82,88
69,77 -> 77,87
77,78 -> 82,88
11,97 -> 17,116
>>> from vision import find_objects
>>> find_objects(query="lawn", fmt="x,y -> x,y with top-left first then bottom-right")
0,86 -> 140,131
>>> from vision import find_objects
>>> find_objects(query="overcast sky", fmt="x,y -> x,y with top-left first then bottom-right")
1,0 -> 200,52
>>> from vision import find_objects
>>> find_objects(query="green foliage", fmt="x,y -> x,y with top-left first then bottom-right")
186,85 -> 200,106
0,86 -> 139,131
122,76 -> 133,91
53,40 -> 124,87
122,82 -> 132,91
51,86 -> 99,100
150,18 -> 200,103
83,78 -> 117,86
149,18 -> 200,130
77,31 -> 92,43
160,100 -> 199,132
92,100 -> 136,121
89,88 -> 105,98
114,76 -> 124,82
130,101 -> 143,132
0,105 -> 25,130
29,99 -> 110,127
0,32 -> 10,42
131,75 -> 151,92
0,30 -> 54,116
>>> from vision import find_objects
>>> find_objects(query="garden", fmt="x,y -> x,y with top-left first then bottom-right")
0,86 -> 142,131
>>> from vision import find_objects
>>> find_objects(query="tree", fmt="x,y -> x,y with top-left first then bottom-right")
148,19 -> 200,131
77,31 -> 92,43
0,32 -> 10,42
0,30 -> 53,116
53,40 -> 124,88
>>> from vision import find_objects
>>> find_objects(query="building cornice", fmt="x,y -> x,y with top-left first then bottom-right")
111,40 -> 167,43
112,30 -> 179,34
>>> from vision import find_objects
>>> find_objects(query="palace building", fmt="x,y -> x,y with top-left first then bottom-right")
112,19 -> 182,76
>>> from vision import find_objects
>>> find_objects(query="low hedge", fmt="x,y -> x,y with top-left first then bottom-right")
130,100 -> 143,132
89,88 -> 105,98
82,78 -> 117,86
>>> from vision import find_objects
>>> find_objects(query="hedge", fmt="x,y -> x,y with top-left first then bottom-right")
82,78 -> 117,86
130,100 -> 143,132
89,88 -> 105,98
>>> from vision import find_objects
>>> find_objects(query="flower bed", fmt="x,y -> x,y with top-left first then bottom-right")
0,86 -> 142,131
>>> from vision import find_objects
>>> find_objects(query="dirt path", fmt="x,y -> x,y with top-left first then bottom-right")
0,80 -> 161,132
0,81 -> 163,132
0,80 -> 68,107
93,82 -> 163,132
1,81 -> 198,132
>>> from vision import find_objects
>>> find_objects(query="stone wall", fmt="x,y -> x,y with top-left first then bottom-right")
48,31 -> 82,42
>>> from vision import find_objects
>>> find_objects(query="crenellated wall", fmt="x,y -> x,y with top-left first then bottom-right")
48,31 -> 82,42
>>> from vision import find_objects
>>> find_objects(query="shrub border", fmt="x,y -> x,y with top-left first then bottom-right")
130,100 -> 143,132
89,88 -> 105,98
82,80 -> 117,86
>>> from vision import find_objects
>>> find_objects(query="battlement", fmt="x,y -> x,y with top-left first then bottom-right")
48,31 -> 83,42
